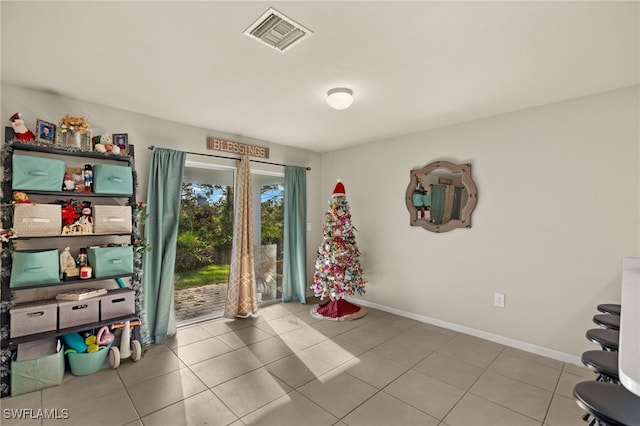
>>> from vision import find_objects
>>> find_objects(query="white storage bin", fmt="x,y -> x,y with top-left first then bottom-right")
93,205 -> 132,234
13,204 -> 61,237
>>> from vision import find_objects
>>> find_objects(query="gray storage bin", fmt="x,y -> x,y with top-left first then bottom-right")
100,288 -> 135,321
58,298 -> 99,329
10,300 -> 58,337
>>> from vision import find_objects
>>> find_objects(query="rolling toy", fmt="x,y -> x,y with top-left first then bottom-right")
108,320 -> 142,368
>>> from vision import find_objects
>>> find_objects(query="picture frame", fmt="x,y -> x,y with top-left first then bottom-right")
112,133 -> 129,155
36,119 -> 56,144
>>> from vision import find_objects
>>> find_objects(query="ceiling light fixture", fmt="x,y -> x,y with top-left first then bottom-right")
327,88 -> 354,110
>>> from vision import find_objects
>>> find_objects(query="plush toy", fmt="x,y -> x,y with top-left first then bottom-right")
78,206 -> 93,233
63,172 -> 75,191
12,191 -> 31,204
93,134 -> 112,153
80,206 -> 92,224
92,134 -> 122,154
9,113 -> 35,142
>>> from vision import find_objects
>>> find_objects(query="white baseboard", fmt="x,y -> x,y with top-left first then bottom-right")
349,298 -> 582,366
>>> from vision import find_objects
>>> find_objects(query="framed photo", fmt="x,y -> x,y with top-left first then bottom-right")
112,133 -> 129,155
36,119 -> 56,144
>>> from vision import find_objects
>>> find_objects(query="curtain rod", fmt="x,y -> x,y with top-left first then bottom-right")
148,145 -> 311,170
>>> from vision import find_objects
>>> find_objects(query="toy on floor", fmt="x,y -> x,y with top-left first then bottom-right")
61,331 -> 112,355
61,332 -> 88,354
108,320 -> 142,368
96,326 -> 114,345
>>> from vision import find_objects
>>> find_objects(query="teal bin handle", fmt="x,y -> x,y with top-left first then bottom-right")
28,170 -> 49,177
24,267 -> 45,272
107,259 -> 123,264
107,176 -> 123,183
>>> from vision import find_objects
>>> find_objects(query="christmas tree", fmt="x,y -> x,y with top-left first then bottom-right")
311,180 -> 367,320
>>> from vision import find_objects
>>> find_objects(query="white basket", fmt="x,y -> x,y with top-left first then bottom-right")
13,204 -> 61,237
93,205 -> 132,234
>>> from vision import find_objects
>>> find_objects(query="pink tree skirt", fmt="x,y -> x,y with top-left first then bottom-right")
311,298 -> 368,321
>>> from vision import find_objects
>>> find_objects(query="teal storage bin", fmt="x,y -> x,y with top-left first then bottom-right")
10,249 -> 60,288
88,246 -> 133,278
93,164 -> 133,194
11,339 -> 65,396
67,345 -> 111,376
12,155 -> 66,191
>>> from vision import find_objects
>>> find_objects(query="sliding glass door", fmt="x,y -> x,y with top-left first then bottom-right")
252,173 -> 284,305
174,163 -> 234,324
174,162 -> 285,324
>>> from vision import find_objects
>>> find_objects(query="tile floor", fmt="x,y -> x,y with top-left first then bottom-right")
1,300 -> 595,426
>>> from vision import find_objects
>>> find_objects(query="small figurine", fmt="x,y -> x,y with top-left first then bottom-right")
84,164 -> 93,192
63,172 -> 75,191
60,247 -> 79,279
78,206 -> 93,233
9,113 -> 35,142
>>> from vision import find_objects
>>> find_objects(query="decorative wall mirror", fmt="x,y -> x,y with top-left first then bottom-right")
405,161 -> 478,233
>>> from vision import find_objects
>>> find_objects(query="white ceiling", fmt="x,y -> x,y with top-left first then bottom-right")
2,1 -> 638,153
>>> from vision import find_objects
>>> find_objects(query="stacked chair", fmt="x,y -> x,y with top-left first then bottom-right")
573,304 -> 640,425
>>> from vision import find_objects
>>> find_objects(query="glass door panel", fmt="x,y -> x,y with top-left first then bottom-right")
252,173 -> 284,305
174,164 -> 234,325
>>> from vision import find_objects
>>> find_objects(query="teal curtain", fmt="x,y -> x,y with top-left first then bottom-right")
451,186 -> 463,220
430,185 -> 446,225
143,148 -> 185,344
282,166 -> 307,303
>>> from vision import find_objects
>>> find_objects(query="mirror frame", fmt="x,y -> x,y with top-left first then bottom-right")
405,161 -> 478,233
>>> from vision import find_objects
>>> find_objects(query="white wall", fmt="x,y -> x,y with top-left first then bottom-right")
4,83 -> 638,360
1,83 -> 323,287
320,86 -> 639,359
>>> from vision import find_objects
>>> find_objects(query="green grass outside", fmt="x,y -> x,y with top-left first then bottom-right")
174,264 -> 230,291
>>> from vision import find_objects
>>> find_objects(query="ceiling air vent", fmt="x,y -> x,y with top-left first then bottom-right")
244,8 -> 312,52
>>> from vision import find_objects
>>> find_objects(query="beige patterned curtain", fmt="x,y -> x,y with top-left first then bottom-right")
442,185 -> 456,223
224,156 -> 258,318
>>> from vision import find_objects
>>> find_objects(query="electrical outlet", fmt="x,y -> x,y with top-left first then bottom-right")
494,293 -> 505,308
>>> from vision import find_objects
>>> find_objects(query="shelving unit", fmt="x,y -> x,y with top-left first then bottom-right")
1,129 -> 141,397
